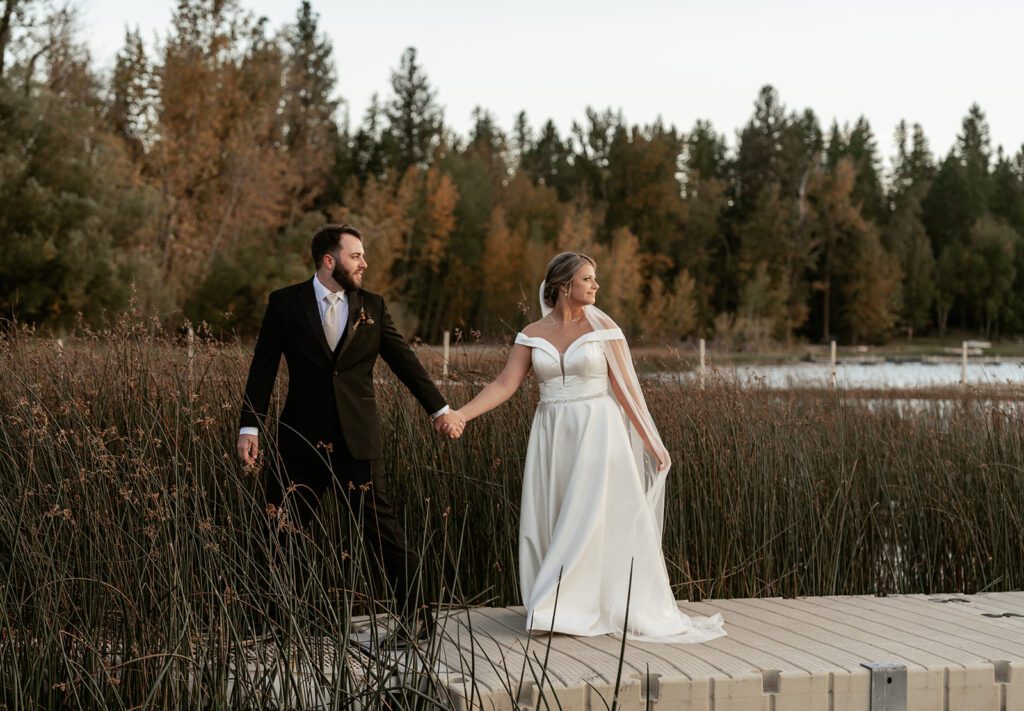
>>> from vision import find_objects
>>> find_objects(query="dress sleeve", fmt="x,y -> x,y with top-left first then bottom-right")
585,328 -> 625,344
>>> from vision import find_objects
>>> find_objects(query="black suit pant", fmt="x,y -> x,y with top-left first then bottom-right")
263,428 -> 429,632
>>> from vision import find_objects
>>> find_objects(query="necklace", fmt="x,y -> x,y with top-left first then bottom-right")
546,312 -> 585,325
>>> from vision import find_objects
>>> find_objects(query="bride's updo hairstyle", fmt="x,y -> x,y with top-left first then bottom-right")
542,252 -> 596,308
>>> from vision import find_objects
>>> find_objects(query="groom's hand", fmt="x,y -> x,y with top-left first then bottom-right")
434,412 -> 465,439
237,434 -> 259,467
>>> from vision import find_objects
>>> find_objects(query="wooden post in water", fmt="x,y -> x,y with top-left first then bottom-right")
830,340 -> 837,388
961,340 -> 968,385
442,330 -> 450,378
699,338 -> 706,389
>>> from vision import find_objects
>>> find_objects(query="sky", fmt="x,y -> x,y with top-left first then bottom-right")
77,0 -> 1024,170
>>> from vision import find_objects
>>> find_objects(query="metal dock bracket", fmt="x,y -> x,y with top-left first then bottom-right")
861,662 -> 907,711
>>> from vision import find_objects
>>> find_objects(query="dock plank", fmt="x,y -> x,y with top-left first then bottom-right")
431,592 -> 1024,710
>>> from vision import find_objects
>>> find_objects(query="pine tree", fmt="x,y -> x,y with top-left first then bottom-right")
570,107 -> 622,203
107,27 -> 150,158
845,117 -> 886,224
679,168 -> 727,331
684,118 -> 732,322
825,121 -> 846,169
990,147 -> 1024,236
467,107 -> 508,182
350,94 -> 386,183
436,108 -> 510,327
825,118 -> 885,224
922,150 -> 979,332
807,158 -> 899,342
734,261 -> 792,343
933,244 -> 964,337
383,47 -> 443,175
605,120 -> 685,256
890,121 -> 935,209
922,152 -> 974,253
0,0 -> 21,82
841,226 -> 901,343
965,216 -> 1020,337
734,86 -> 819,217
736,182 -> 810,337
881,121 -> 938,337
957,103 -> 992,220
280,0 -> 339,220
684,119 -> 728,182
521,119 -> 576,200
735,86 -> 790,215
397,166 -> 458,338
509,110 -> 532,172
885,192 -> 935,337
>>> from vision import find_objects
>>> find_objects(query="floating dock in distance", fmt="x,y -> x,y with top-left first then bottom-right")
430,592 -> 1024,710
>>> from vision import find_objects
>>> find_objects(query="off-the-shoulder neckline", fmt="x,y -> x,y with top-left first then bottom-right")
515,327 -> 623,357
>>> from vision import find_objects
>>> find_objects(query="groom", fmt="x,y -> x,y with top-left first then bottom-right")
237,223 -> 458,639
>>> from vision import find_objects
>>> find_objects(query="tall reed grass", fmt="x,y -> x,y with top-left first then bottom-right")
1,314 -> 1022,707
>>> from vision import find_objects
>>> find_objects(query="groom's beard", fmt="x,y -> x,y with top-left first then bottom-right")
332,263 -> 362,292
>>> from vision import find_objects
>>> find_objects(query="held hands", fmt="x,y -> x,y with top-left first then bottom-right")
237,433 -> 259,467
434,410 -> 467,440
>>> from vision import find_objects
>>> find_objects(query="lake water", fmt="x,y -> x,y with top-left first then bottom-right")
669,361 -> 1024,389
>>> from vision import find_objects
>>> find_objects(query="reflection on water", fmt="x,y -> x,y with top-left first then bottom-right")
667,361 -> 1024,389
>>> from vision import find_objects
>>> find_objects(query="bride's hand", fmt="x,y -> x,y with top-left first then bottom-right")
647,445 -> 667,471
440,409 -> 467,439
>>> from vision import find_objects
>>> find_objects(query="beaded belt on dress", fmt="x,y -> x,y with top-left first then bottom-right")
539,390 -> 609,405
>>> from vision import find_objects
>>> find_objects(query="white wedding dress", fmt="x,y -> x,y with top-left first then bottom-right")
514,327 -> 726,643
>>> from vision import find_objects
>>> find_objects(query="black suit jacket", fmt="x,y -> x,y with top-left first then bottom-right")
239,280 -> 446,463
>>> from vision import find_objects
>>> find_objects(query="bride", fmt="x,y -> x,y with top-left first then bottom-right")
443,253 -> 725,643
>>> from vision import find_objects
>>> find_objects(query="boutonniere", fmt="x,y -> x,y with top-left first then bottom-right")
353,307 -> 374,332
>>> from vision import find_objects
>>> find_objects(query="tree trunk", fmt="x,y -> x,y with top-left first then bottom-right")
0,0 -> 18,81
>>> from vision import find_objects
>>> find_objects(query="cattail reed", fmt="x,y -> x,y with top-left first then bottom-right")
1,314 -> 1022,706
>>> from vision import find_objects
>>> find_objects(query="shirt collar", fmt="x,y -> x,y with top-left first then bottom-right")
312,274 -> 346,303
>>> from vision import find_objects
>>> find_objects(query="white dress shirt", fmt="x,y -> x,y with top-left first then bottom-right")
312,271 -> 349,329
240,275 -> 447,438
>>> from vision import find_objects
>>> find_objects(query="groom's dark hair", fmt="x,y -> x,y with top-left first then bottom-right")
312,223 -> 363,267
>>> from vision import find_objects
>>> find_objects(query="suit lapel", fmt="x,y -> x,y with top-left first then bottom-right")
334,289 -> 362,362
298,280 -> 334,362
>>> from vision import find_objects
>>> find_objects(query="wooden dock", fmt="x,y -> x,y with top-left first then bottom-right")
422,592 -> 1024,710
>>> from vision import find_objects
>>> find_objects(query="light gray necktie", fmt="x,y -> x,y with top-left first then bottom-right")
323,292 -> 343,350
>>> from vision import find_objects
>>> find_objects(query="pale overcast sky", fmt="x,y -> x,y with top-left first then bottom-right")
78,0 -> 1024,169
